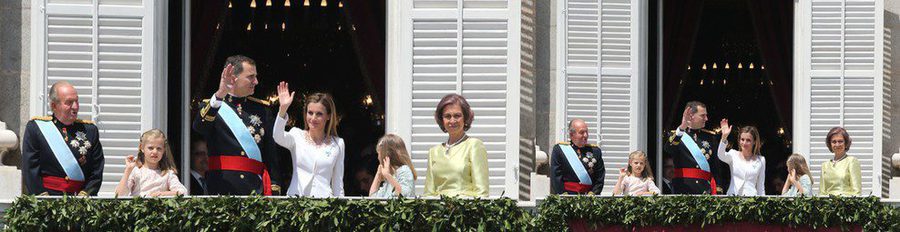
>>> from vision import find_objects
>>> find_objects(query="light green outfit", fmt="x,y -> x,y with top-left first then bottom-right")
371,165 -> 416,198
424,138 -> 489,197
820,156 -> 862,196
782,174 -> 812,197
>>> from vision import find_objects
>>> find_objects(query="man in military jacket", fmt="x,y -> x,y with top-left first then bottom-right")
193,55 -> 282,195
663,101 -> 728,195
22,81 -> 105,196
550,119 -> 605,195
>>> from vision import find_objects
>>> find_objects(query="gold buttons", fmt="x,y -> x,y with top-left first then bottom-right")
695,180 -> 700,184
241,151 -> 246,156
240,174 -> 245,179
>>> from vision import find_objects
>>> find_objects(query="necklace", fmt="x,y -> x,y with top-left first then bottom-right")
444,134 -> 469,150
832,153 -> 848,163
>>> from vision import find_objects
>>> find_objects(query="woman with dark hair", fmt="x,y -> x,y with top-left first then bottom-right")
820,126 -> 862,196
717,119 -> 766,196
273,82 -> 345,197
423,94 -> 489,197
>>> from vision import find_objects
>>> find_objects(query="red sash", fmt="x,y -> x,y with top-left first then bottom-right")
673,168 -> 717,195
564,182 -> 592,193
42,175 -> 84,194
208,155 -> 272,196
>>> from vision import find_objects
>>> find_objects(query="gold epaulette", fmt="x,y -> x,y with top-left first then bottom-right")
588,144 -> 599,148
247,96 -> 271,106
202,99 -> 210,103
75,119 -> 94,124
700,129 -> 717,135
31,116 -> 52,121
557,141 -> 570,145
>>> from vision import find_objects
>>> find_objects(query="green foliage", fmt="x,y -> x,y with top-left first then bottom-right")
534,195 -> 900,231
4,195 -> 899,231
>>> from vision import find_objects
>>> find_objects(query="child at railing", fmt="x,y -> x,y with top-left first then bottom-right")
613,150 -> 660,196
115,129 -> 186,197
369,134 -> 417,198
781,153 -> 814,196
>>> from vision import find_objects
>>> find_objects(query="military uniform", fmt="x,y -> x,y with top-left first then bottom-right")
193,94 -> 282,195
550,141 -> 605,195
21,115 -> 104,196
663,128 -> 728,194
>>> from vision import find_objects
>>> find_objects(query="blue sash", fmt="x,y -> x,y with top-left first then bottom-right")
560,145 -> 592,185
218,103 -> 263,162
680,132 -> 710,172
35,120 -> 85,181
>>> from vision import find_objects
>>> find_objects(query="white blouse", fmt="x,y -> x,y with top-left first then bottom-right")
620,175 -> 661,196
123,166 -> 187,197
274,115 -> 345,197
717,142 -> 766,196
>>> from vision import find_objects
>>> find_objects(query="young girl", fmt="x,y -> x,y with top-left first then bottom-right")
115,129 -> 187,197
369,134 -> 417,198
613,151 -> 660,196
782,153 -> 814,196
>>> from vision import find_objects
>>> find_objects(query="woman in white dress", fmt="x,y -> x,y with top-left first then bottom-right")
717,119 -> 766,196
273,81 -> 344,197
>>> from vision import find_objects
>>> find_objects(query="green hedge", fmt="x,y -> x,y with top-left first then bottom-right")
4,195 -> 899,231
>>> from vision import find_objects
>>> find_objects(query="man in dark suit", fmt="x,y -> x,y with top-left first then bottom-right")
21,81 -> 105,196
550,119 -> 606,195
189,137 -> 209,195
663,101 -> 721,195
193,55 -> 282,195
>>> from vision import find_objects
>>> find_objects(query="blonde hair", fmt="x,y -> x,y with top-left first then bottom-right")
786,153 -> 814,186
376,134 -> 417,180
137,129 -> 177,174
626,150 -> 653,181
304,92 -> 340,140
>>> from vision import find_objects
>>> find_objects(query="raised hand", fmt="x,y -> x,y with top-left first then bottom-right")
720,119 -> 732,141
124,155 -> 137,171
215,64 -> 236,99
619,167 -> 627,176
788,169 -> 798,184
679,107 -> 692,130
380,156 -> 393,178
277,81 -> 295,116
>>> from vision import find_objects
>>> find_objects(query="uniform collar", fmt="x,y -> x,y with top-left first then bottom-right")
51,114 -> 75,129
569,140 -> 588,151
225,94 -> 248,104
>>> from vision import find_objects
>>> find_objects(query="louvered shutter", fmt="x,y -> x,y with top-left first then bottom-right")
33,0 -> 159,196
798,0 -> 883,195
389,0 -> 521,197
555,0 -> 643,195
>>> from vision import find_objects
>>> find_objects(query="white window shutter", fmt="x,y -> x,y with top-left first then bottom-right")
34,0 -> 159,196
391,0 -> 520,197
555,0 -> 643,195
797,0 -> 883,195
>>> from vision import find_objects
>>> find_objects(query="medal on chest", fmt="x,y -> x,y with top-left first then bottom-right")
246,114 -> 265,144
577,149 -> 597,173
66,130 -> 91,165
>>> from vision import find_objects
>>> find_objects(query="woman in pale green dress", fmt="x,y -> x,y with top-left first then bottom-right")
369,134 -> 417,198
423,94 -> 489,197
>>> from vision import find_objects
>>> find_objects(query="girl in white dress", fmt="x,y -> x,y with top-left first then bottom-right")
613,150 -> 661,196
273,82 -> 345,197
717,119 -> 766,196
115,129 -> 187,197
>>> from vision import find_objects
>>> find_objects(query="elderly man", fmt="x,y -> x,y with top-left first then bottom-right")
193,55 -> 282,195
550,119 -> 605,195
21,81 -> 105,196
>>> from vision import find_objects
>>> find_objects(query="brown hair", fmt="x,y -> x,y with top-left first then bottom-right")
434,93 -> 475,132
825,127 -> 851,152
137,129 -> 178,174
786,153 -> 814,186
685,101 -> 706,114
225,55 -> 256,76
627,150 -> 654,181
739,126 -> 763,155
376,134 -> 417,180
304,92 -> 340,140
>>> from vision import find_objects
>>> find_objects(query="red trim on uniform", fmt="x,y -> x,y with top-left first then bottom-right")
673,168 -> 717,195
208,155 -> 272,196
564,182 -> 592,193
42,175 -> 84,194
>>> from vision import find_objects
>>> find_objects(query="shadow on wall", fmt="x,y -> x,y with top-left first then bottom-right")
884,9 -> 900,197
0,1 -> 24,166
